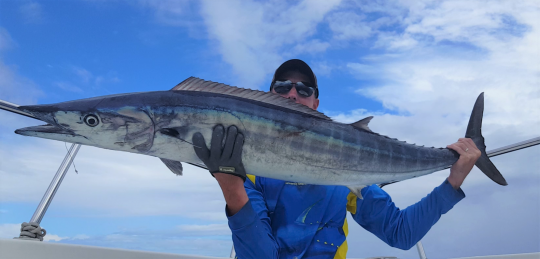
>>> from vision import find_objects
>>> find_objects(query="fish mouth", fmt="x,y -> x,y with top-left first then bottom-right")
15,124 -> 78,137
15,105 -> 82,139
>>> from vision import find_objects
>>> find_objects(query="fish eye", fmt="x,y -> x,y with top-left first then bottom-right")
84,114 -> 99,127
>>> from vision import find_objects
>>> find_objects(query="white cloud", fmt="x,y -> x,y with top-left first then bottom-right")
346,63 -> 380,80
294,39 -> 331,54
403,1 -> 532,47
198,0 -> 342,88
72,234 -> 90,240
104,223 -> 231,238
371,0 -> 538,52
44,234 -> 66,242
54,81 -> 84,93
176,224 -> 230,236
138,0 -> 196,27
0,223 -> 66,242
0,27 -> 16,51
0,139 -> 227,220
327,11 -> 372,40
73,67 -> 93,84
0,28 -> 219,222
47,66 -> 121,93
0,28 -> 43,136
19,2 -> 44,24
0,52 -> 42,106
341,0 -> 539,127
0,223 -> 20,239
311,61 -> 333,77
331,1 -> 540,256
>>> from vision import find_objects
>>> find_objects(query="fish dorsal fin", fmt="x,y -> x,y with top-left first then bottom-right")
171,77 -> 332,120
350,116 -> 373,132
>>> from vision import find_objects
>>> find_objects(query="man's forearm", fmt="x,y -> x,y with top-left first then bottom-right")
354,181 -> 465,250
227,180 -> 280,259
215,174 -> 249,215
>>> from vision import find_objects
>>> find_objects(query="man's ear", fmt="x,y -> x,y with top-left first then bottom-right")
312,98 -> 320,110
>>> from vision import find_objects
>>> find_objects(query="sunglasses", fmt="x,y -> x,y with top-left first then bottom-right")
272,80 -> 316,98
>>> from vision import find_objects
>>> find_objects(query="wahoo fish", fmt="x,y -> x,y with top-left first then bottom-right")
12,77 -> 507,196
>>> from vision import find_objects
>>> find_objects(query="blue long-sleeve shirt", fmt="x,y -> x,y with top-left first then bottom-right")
227,175 -> 465,259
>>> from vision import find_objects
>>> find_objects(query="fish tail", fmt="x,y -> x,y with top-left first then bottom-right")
465,93 -> 508,185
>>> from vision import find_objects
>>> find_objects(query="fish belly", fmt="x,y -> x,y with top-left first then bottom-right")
146,106 -> 455,186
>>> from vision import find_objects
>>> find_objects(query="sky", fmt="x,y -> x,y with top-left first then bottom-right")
0,0 -> 539,258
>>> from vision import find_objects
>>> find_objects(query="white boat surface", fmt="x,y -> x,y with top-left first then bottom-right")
1,238 -> 539,259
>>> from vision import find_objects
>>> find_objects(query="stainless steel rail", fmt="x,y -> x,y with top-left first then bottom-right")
416,241 -> 428,259
0,99 -> 82,237
415,136 -> 540,259
486,137 -> 540,157
438,136 -> 540,171
0,99 -> 36,119
30,143 -> 81,224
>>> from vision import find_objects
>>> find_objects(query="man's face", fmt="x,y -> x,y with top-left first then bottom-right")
271,71 -> 320,110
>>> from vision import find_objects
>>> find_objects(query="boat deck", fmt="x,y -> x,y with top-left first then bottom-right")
1,238 -> 539,259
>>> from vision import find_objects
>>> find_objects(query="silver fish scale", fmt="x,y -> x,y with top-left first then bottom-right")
15,86 -> 460,187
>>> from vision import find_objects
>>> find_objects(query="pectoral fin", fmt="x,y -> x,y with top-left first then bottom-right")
160,158 -> 183,176
347,185 -> 368,199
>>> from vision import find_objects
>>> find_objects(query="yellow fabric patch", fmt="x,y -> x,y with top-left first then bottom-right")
343,218 -> 349,237
333,217 -> 349,259
346,191 -> 357,214
247,174 -> 256,184
334,240 -> 348,259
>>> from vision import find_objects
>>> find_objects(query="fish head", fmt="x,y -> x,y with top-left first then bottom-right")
15,96 -> 155,153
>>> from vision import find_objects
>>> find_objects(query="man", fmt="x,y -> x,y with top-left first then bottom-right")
192,59 -> 480,259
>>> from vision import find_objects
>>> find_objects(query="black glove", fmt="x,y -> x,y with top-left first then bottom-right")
192,125 -> 247,181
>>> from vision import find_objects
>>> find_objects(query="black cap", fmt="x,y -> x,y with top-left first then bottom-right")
271,59 -> 319,98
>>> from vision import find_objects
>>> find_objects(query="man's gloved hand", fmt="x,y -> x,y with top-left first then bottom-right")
192,125 -> 247,182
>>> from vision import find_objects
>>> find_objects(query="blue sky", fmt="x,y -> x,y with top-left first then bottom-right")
0,1 -> 539,258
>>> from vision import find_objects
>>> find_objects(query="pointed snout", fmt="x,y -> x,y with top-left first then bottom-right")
14,105 -> 82,141
18,105 -> 60,125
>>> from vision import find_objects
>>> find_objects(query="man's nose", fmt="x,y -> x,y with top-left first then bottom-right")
285,87 -> 298,101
